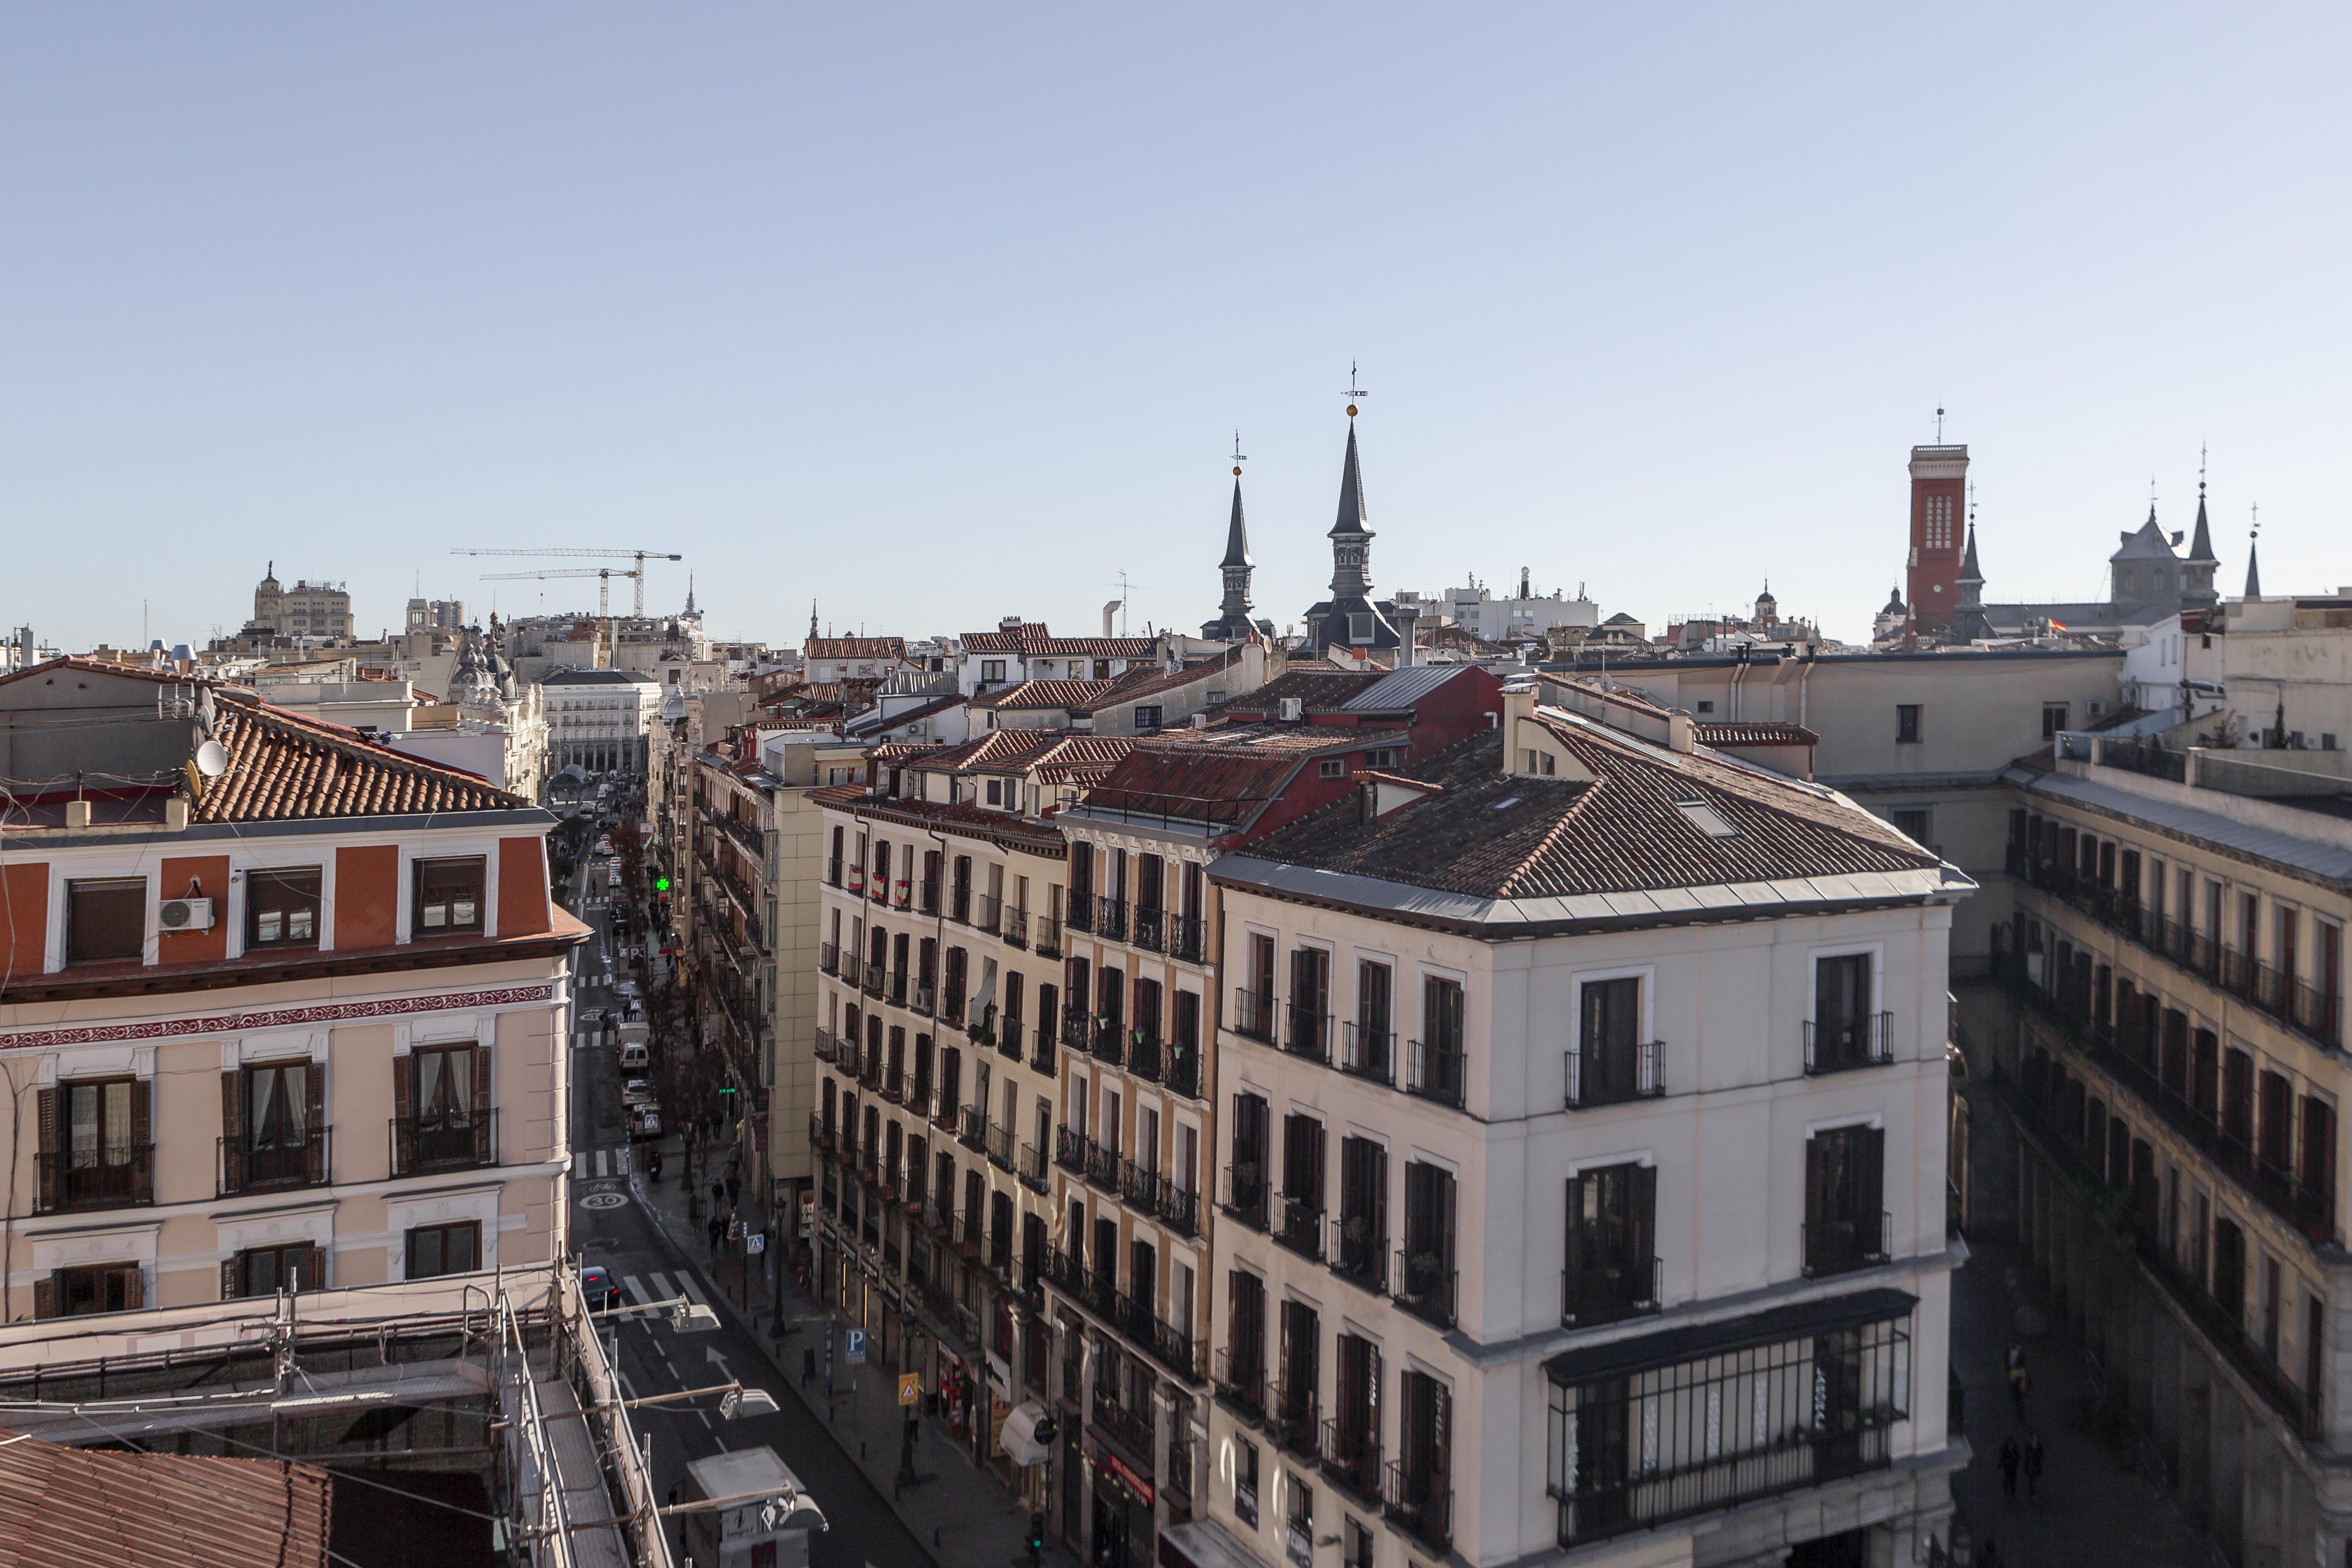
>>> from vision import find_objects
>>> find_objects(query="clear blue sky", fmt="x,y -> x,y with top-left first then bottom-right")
5,6 -> 2346,651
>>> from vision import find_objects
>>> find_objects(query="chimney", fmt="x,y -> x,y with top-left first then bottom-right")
1103,601 -> 1122,638
1667,710 -> 1696,753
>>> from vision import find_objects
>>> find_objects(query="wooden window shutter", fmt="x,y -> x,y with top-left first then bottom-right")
392,1054 -> 411,1174
1565,1174 -> 1587,1274
122,1266 -> 143,1313
306,1063 -> 327,1183
1862,1126 -> 1886,1221
35,1088 -> 56,1213
1804,1134 -> 1825,1233
222,1257 -> 242,1300
130,1079 -> 153,1202
1632,1164 -> 1658,1286
33,1274 -> 57,1321
294,1243 -> 322,1292
221,1071 -> 244,1194
472,1045 -> 493,1165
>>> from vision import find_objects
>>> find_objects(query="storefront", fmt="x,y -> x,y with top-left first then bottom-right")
1089,1444 -> 1155,1568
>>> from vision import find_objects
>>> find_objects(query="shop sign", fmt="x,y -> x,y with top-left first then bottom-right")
1100,1449 -> 1155,1506
1285,1524 -> 1311,1568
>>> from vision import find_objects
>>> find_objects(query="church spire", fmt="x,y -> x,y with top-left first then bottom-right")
1202,462 -> 1259,641
1222,477 -> 1251,569
809,600 -> 819,640
1327,414 -> 1375,597
2245,538 -> 2263,600
685,574 -> 697,615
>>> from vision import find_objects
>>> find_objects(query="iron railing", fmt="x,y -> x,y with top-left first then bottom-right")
1406,1038 -> 1466,1108
1233,988 -> 1275,1041
220,1127 -> 330,1195
1320,1418 -> 1383,1503
1801,1210 -> 1891,1277
1214,1346 -> 1265,1423
36,1144 -> 155,1214
1055,1125 -> 1090,1175
1340,1023 -> 1393,1086
986,1121 -> 1016,1172
1277,1196 -> 1326,1260
1329,1216 -> 1387,1295
1383,1462 -> 1453,1552
1166,912 -> 1206,964
390,1110 -> 496,1175
1221,1163 -> 1270,1230
1165,1043 -> 1202,1099
1096,896 -> 1128,942
1561,1255 -> 1661,1327
1803,1013 -> 1894,1074
1034,913 -> 1063,958
958,1104 -> 987,1151
1285,1004 -> 1333,1065
1131,905 -> 1165,952
1019,1141 -> 1051,1192
1270,1382 -> 1318,1456
1566,1039 -> 1665,1107
1394,1248 -> 1457,1328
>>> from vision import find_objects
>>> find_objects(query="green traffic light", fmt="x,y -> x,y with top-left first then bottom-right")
655,875 -> 671,891
718,1084 -> 737,1095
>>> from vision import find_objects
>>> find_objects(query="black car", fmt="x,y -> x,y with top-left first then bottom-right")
581,1264 -> 622,1313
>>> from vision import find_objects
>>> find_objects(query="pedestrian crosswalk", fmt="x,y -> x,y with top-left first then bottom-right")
630,1269 -> 711,1308
572,1147 -> 633,1179
570,1030 -> 600,1052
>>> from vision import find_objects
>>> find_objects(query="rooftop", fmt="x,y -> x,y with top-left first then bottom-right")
957,621 -> 1157,657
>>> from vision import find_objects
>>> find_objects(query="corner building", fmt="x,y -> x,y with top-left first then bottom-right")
1181,688 -> 1969,1568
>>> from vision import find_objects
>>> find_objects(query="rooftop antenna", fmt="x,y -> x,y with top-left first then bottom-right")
1935,405 -> 1945,442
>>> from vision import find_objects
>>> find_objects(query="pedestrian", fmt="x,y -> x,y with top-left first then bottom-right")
2023,1431 -> 2044,1502
726,1173 -> 742,1209
707,1212 -> 724,1258
1998,1435 -> 2019,1502
712,1177 -> 725,1212
2007,1355 -> 2029,1418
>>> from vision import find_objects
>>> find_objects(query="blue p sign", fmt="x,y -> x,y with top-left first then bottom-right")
846,1328 -> 867,1364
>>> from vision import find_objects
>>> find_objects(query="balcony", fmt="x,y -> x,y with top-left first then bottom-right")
869,869 -> 889,905
845,864 -> 865,895
1567,1039 -> 1665,1108
1159,1181 -> 1201,1239
1084,1138 -> 1122,1192
995,1016 -> 1023,1060
808,1112 -> 832,1152
1309,1223 -> 1375,1302
913,981 -> 936,1016
862,963 -> 884,999
818,941 -> 839,976
1276,1195 -> 1326,1261
827,856 -> 844,888
975,894 -> 1001,936
941,988 -> 966,1030
1033,913 -> 1063,958
1405,1038 -> 1466,1108
1284,1005 -> 1332,1066
390,1110 -> 497,1176
1092,1393 -> 1156,1471
1383,1462 -> 1453,1554
893,878 -> 913,911
1801,1210 -> 1891,1277
1136,1303 -> 1205,1385
2009,847 -> 2343,1051
1270,1382 -> 1318,1456
1019,1141 -> 1051,1192
1096,896 -> 1128,943
1232,988 -> 1274,1042
1119,1157 -> 1165,1219
220,1127 -> 331,1195
1031,1025 -> 1058,1073
1004,908 -> 1029,948
1060,1012 -> 1092,1054
1562,1256 -> 1662,1327
1130,904 -> 1165,953
986,1120 -> 1016,1173
1128,1032 -> 1162,1083
1166,912 -> 1206,965
886,970 -> 909,1007
949,886 -> 971,925
1803,1013 -> 1893,1075
960,1206 -> 987,1257
1214,1347 -> 1265,1424
1055,1125 -> 1089,1175
1339,1024 -> 1393,1087
1394,1248 -> 1457,1328
1165,1043 -> 1202,1100
1220,1163 -> 1270,1231
1091,1019 -> 1126,1069
1319,1418 -> 1383,1504
1065,894 -> 1092,935
35,1145 -> 155,1215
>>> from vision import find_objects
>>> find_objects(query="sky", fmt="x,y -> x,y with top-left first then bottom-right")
5,5 -> 2348,653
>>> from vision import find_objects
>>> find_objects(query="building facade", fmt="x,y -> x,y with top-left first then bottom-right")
545,666 -> 663,774
0,660 -> 582,1319
253,564 -> 354,641
1182,689 -> 1968,1568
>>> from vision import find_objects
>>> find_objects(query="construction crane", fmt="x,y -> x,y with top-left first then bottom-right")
476,567 -> 642,668
451,548 -> 683,615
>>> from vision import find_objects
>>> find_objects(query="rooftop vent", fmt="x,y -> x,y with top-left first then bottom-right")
1674,799 -> 1739,838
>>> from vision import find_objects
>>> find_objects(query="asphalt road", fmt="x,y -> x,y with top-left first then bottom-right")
562,841 -> 934,1568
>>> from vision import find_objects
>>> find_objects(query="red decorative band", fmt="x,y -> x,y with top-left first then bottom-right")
0,985 -> 559,1052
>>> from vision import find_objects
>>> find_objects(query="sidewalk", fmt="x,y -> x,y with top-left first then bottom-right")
1948,1238 -> 2210,1568
633,1133 -> 1081,1568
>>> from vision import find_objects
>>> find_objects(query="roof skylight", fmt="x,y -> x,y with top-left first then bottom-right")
1674,799 -> 1739,838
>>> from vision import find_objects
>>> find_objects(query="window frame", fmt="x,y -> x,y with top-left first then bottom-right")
406,1220 -> 482,1280
412,855 -> 487,936
245,865 -> 323,950
1893,704 -> 1922,745
66,877 -> 147,965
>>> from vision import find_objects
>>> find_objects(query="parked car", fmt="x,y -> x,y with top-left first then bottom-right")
581,1265 -> 622,1313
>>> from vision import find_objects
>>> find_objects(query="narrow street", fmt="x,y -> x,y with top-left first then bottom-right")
560,834 -> 939,1568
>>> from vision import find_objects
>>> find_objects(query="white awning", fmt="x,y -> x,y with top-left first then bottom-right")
998,1399 -> 1051,1466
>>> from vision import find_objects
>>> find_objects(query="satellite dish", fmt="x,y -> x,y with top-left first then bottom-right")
194,740 -> 230,779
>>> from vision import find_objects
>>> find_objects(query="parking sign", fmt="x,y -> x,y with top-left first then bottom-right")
845,1328 -> 867,1364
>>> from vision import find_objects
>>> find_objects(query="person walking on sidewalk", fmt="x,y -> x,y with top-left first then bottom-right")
2006,1342 -> 2030,1418
2023,1431 -> 2045,1502
1998,1435 -> 2019,1502
726,1171 -> 742,1209
707,1211 -> 725,1259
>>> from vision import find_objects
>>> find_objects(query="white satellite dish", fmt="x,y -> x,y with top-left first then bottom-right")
194,740 -> 229,779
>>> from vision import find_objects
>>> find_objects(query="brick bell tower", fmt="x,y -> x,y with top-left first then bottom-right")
1906,436 -> 1969,636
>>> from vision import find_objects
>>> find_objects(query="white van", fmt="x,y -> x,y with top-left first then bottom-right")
620,1041 -> 649,1071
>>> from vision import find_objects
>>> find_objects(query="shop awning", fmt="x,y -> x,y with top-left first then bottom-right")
999,1400 -> 1052,1466
1158,1518 -> 1264,1568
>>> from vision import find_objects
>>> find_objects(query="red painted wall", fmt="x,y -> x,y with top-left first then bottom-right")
336,845 -> 399,949
157,854 -> 230,964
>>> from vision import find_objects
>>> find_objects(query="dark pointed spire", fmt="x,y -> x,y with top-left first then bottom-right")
1330,421 -> 1369,540
2188,486 -> 2217,563
1958,519 -> 1984,585
2245,538 -> 2263,599
1221,479 -> 1251,568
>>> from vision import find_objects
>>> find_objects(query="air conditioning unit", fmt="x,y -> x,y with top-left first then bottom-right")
159,897 -> 215,931
1279,697 -> 1305,722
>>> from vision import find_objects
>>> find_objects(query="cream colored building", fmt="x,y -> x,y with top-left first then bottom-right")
0,659 -> 582,1320
1176,687 -> 1970,1568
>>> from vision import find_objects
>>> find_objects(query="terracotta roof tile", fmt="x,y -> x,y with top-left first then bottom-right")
805,637 -> 909,661
1697,721 -> 1820,747
194,694 -> 526,823
967,678 -> 1117,711
958,622 -> 1157,657
0,1430 -> 333,1568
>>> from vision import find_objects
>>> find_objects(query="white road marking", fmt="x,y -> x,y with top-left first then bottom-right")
677,1273 -> 711,1308
571,1152 -> 585,1176
622,1274 -> 652,1306
649,1270 -> 677,1301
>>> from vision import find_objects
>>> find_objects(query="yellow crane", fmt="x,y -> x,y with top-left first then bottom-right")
452,548 -> 683,616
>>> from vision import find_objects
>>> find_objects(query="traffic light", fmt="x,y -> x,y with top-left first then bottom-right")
655,875 -> 671,892
1026,1512 -> 1045,1558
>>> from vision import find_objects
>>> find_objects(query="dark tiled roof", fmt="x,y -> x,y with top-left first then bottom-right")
806,637 -> 908,660
195,695 -> 527,823
1082,748 -> 1305,828
542,667 -> 657,685
958,622 -> 1157,657
1697,721 -> 1819,747
1238,716 -> 1935,900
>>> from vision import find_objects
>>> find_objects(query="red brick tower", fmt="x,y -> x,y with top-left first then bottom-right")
1906,443 -> 1969,635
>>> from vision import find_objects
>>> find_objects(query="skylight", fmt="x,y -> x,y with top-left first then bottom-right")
1491,796 -> 1522,811
1674,799 -> 1739,838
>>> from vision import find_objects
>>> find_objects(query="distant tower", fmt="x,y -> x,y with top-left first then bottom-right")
1906,437 -> 1969,635
1201,460 -> 1260,641
1754,582 -> 1778,627
1946,517 -> 1993,643
1300,407 -> 1400,657
809,600 -> 819,641
2181,478 -> 2221,609
2245,509 -> 2264,600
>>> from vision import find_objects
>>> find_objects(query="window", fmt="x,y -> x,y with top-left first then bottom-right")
1573,977 -> 1652,1106
1319,758 -> 1344,779
1234,1435 -> 1261,1528
2042,702 -> 2070,740
413,857 -> 485,934
1411,976 -> 1465,1107
985,778 -> 1003,806
1803,1124 -> 1886,1275
1133,705 -> 1164,731
1564,1162 -> 1657,1324
981,659 -> 1007,683
66,877 -> 145,964
1348,613 -> 1374,644
1524,749 -> 1556,775
234,1242 -> 322,1297
40,1263 -> 142,1318
1894,705 -> 1922,745
1890,808 -> 1931,845
408,1045 -> 485,1168
1694,700 -> 1715,714
238,1060 -> 321,1187
43,1076 -> 151,1212
406,1221 -> 481,1279
1809,954 -> 1884,1072
1364,748 -> 1395,768
246,867 -> 321,948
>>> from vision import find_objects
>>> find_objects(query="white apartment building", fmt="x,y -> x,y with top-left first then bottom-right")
544,666 -> 663,773
1176,688 -> 1969,1568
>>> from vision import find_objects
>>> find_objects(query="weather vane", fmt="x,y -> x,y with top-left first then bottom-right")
1232,430 -> 1246,476
1347,360 -> 1368,414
